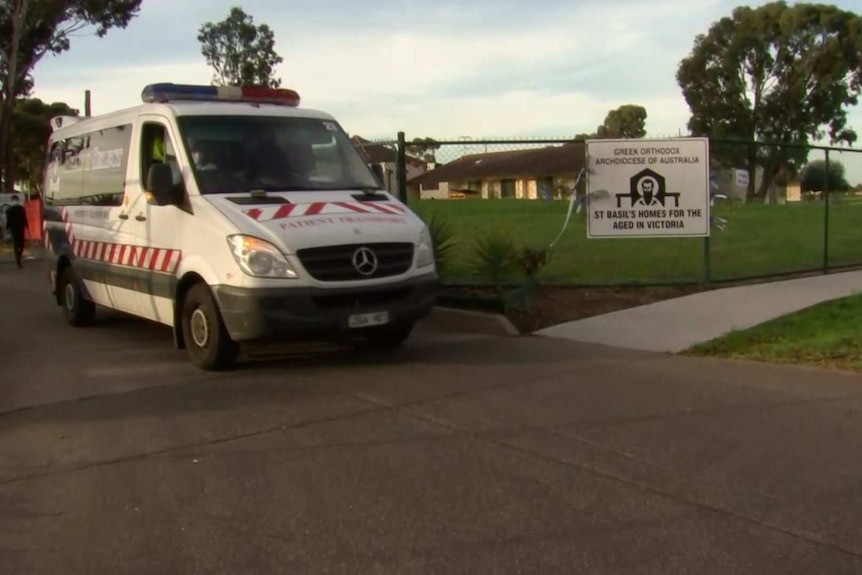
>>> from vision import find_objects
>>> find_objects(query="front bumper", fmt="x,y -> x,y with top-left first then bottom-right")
212,272 -> 439,342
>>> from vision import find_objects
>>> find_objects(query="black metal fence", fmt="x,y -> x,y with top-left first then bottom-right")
353,134 -> 862,287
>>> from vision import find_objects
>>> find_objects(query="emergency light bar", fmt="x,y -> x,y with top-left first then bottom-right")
141,83 -> 301,107
49,115 -> 83,132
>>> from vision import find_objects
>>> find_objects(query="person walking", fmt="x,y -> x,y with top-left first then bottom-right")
5,195 -> 29,268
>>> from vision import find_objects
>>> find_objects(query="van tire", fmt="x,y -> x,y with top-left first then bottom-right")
59,266 -> 95,327
181,283 -> 238,371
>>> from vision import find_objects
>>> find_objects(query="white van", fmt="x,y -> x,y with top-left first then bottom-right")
42,83 -> 438,370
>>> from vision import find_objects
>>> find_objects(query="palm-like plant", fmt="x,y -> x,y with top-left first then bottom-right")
422,211 -> 456,276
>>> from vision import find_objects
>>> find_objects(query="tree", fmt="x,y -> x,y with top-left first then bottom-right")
800,159 -> 851,193
596,105 -> 647,139
0,0 -> 143,193
676,1 -> 862,202
1,0 -> 32,194
10,97 -> 78,196
406,137 -> 440,162
197,7 -> 283,88
575,104 -> 648,140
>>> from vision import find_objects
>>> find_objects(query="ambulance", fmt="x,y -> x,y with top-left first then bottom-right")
42,83 -> 439,370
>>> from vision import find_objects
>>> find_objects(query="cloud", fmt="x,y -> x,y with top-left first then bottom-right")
339,90 -> 691,141
26,0 -> 862,155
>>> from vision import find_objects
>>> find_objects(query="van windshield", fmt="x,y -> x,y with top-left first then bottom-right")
175,115 -> 381,194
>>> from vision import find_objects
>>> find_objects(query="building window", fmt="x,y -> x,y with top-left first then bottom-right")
501,178 -> 516,199
537,176 -> 554,201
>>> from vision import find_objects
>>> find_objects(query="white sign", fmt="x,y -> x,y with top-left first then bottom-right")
586,137 -> 711,238
734,168 -> 749,188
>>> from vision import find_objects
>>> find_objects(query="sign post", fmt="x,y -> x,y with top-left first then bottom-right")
586,137 -> 711,239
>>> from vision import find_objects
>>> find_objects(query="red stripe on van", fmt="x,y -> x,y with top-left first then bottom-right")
304,202 -> 326,216
364,203 -> 398,214
272,204 -> 296,220
332,202 -> 369,213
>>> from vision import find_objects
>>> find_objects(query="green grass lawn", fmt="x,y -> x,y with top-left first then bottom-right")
412,197 -> 862,285
686,293 -> 862,373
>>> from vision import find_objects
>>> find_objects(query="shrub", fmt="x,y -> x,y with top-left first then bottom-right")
504,244 -> 553,332
515,245 -> 552,282
467,234 -> 556,334
468,230 -> 519,297
422,211 -> 456,277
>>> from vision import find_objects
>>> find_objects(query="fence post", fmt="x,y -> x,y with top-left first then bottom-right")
396,131 -> 407,204
823,149 -> 830,274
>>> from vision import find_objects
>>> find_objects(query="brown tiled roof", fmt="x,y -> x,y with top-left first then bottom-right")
352,136 -> 397,163
351,136 -> 426,167
407,142 -> 585,189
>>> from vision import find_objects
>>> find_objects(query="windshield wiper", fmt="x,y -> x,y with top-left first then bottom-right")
245,184 -> 387,195
247,186 -> 310,193
320,185 -> 388,198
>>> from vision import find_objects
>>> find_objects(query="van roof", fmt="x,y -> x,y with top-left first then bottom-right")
50,101 -> 338,139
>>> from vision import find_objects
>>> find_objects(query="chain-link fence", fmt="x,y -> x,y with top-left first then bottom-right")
350,136 -> 400,195
352,134 -> 862,287
704,138 -> 862,284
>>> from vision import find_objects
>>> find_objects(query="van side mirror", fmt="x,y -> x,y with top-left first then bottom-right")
370,163 -> 385,188
147,163 -> 180,205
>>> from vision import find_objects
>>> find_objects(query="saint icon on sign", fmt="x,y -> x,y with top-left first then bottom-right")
616,168 -> 680,208
638,175 -> 660,206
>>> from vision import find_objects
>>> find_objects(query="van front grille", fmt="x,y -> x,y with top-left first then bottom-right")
296,243 -> 414,281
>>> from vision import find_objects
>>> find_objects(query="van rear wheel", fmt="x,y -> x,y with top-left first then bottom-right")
181,283 -> 238,370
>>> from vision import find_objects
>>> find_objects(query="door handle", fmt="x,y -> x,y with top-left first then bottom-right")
135,214 -> 146,222
118,213 -> 129,220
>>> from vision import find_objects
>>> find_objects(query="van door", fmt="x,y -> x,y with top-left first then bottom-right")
44,127 -> 141,313
82,123 -> 142,315
122,117 -> 188,325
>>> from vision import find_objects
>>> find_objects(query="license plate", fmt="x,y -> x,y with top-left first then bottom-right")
348,311 -> 390,328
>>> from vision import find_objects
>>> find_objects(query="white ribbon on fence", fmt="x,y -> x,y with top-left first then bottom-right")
549,167 -> 586,249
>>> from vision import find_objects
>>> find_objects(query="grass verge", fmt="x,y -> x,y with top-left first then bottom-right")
686,293 -> 862,372
412,198 -> 862,285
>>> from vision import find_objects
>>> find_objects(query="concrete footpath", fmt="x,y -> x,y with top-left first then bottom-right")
536,270 -> 862,353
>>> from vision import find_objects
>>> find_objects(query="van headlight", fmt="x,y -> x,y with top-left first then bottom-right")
415,225 -> 434,269
227,235 -> 298,279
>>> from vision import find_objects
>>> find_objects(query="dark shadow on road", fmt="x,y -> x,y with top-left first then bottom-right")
43,303 -> 647,369
1,260 -> 656,427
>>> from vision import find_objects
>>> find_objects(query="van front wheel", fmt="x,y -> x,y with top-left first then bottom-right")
181,284 -> 238,370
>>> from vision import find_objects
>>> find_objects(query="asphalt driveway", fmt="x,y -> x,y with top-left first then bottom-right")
2,257 -> 862,574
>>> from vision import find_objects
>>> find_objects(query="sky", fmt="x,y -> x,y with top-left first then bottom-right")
28,0 -> 862,177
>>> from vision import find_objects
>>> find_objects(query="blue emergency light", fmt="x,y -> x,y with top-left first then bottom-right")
141,83 -> 301,107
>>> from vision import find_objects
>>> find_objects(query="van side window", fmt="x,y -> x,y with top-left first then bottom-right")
44,125 -> 131,208
141,123 -> 183,194
84,126 -> 129,207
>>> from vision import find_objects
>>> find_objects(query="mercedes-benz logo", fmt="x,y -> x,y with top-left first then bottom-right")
352,246 -> 378,276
